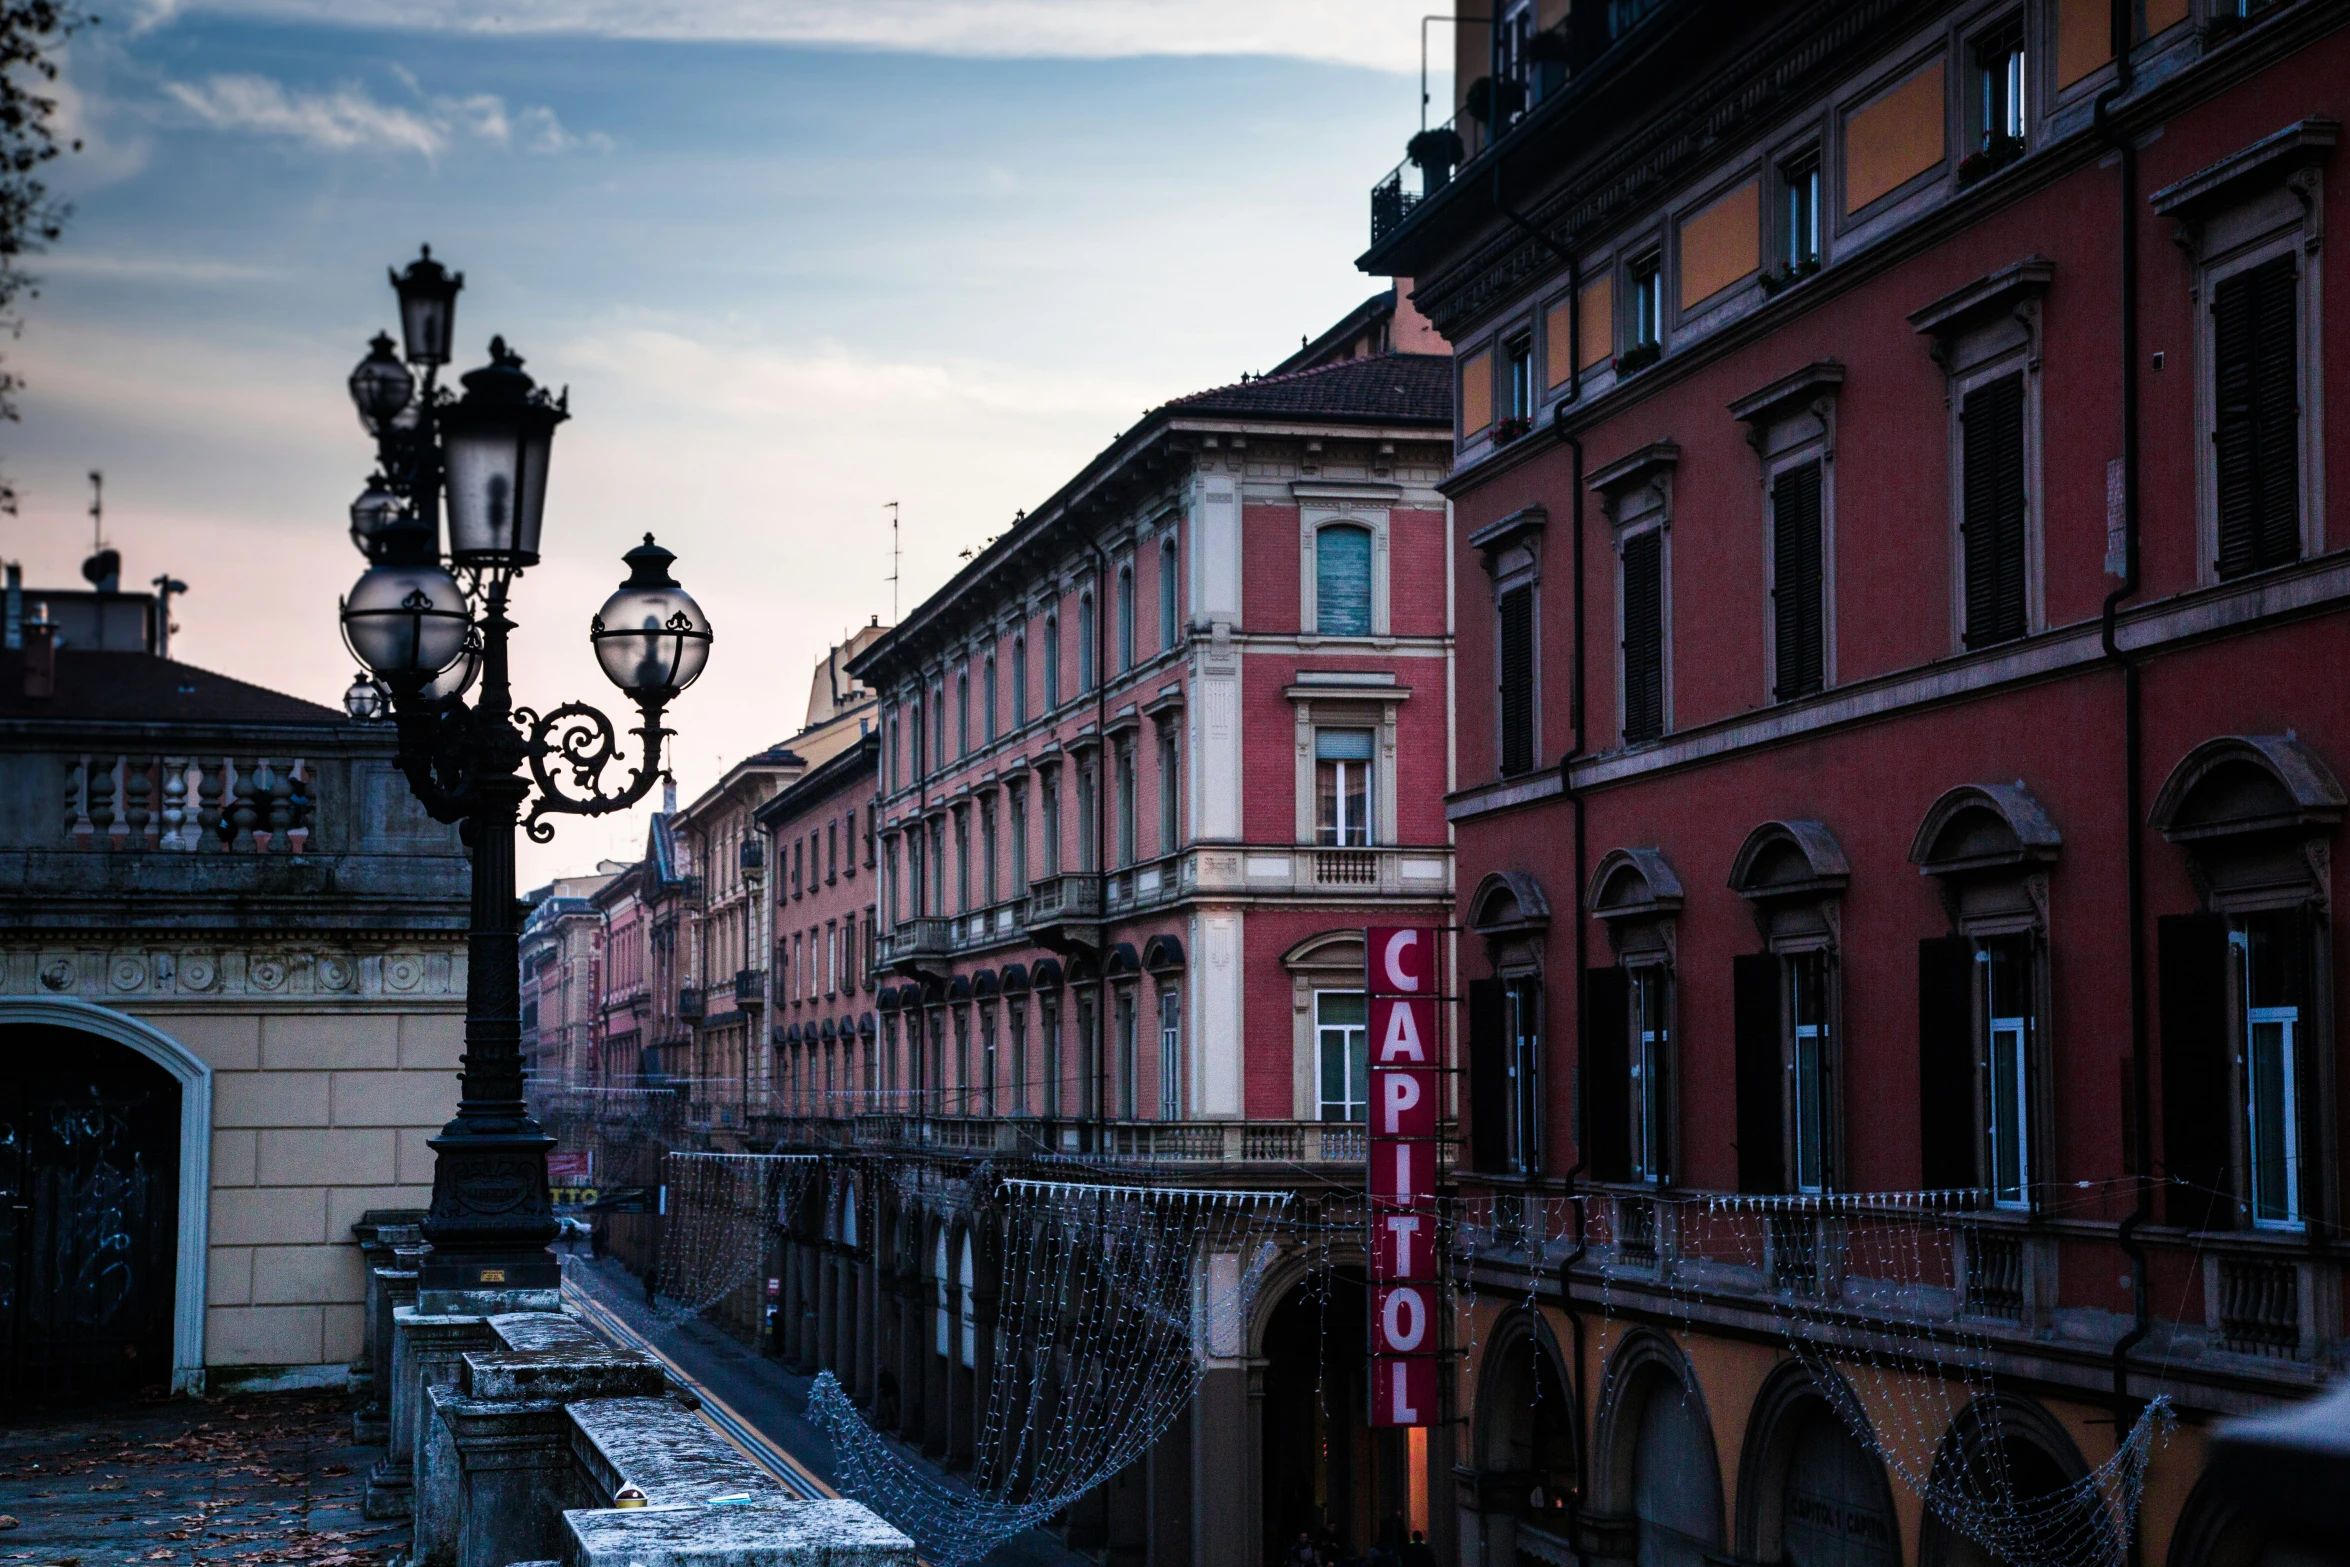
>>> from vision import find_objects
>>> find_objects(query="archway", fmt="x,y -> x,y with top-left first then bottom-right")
1471,1309 -> 1580,1563
1259,1264 -> 1374,1564
1594,1331 -> 1724,1567
0,999 -> 215,1401
1737,1362 -> 1901,1567
1918,1394 -> 2103,1567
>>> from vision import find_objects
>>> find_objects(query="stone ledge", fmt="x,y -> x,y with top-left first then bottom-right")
564,1500 -> 916,1566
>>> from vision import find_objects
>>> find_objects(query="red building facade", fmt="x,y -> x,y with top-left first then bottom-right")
1366,3 -> 2347,1564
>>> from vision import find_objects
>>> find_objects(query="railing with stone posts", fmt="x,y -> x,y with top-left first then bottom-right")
60,753 -> 316,852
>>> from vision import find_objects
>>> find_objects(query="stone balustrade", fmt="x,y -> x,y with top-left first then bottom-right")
376,1281 -> 913,1567
60,753 -> 317,851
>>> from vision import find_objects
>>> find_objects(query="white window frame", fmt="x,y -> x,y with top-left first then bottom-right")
1158,986 -> 1181,1122
1298,509 -> 1393,639
1629,962 -> 1671,1186
1315,989 -> 1369,1123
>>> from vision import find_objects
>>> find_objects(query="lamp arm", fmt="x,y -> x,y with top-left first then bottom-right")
516,698 -> 670,843
388,698 -> 485,824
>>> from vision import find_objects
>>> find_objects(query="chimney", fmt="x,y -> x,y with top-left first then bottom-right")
24,613 -> 56,699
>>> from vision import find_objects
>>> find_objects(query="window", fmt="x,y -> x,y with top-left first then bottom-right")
1621,530 -> 1665,743
1158,536 -> 1179,651
1316,991 -> 1369,1122
1315,728 -> 1376,847
1115,990 -> 1137,1119
933,1231 -> 950,1357
981,797 -> 998,904
953,1008 -> 970,1114
792,838 -> 803,898
1077,760 -> 1098,872
2212,253 -> 2302,579
1630,966 -> 1670,1185
910,700 -> 925,779
1960,373 -> 2029,646
1008,782 -> 1028,895
1012,636 -> 1028,727
2234,913 -> 2306,1229
1114,741 -> 1136,867
888,710 -> 901,791
981,1005 -> 998,1118
956,671 -> 970,757
1972,18 -> 2025,156
1158,988 -> 1180,1121
1316,524 -> 1373,636
827,821 -> 838,882
1506,335 -> 1534,422
1780,149 -> 1821,272
1157,728 -> 1179,855
1498,583 -> 1536,776
1116,564 -> 1135,673
1976,936 -> 2034,1210
983,657 -> 998,743
1506,979 -> 1543,1175
1042,998 -> 1061,1119
930,820 -> 946,914
958,1233 -> 975,1368
1077,994 -> 1099,1119
1629,255 -> 1663,350
1009,999 -> 1028,1116
955,809 -> 971,912
1770,462 -> 1825,699
930,688 -> 945,774
1042,772 -> 1061,876
1788,952 -> 1832,1193
843,912 -> 857,992
1043,614 -> 1061,708
1078,594 -> 1096,691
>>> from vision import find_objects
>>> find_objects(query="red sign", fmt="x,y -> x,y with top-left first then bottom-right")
1366,927 -> 1432,996
1370,1356 -> 1437,1428
1373,1207 -> 1436,1279
1369,997 -> 1435,1065
1366,926 -> 1439,1428
548,1150 -> 593,1184
1373,1067 -> 1437,1138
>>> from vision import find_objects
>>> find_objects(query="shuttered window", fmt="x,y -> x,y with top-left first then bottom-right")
1960,372 -> 2029,647
1621,531 -> 1665,743
1771,462 -> 1824,699
1468,978 -> 1508,1173
2213,254 -> 2301,579
1732,954 -> 1784,1194
1316,524 -> 1374,635
2158,914 -> 2231,1229
1498,584 -> 1535,776
1583,967 -> 1631,1182
1917,936 -> 1977,1190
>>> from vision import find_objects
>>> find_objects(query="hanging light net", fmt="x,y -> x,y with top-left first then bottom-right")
644,1150 -> 822,1327
810,1178 -> 1292,1567
1454,1189 -> 2171,1567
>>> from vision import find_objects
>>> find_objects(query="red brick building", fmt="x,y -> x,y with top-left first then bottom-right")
1364,2 -> 2346,1564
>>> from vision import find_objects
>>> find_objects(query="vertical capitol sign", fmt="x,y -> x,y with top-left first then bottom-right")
1365,925 -> 1439,1427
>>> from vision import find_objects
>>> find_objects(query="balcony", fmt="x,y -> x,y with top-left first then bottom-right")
677,985 -> 704,1022
795,1113 -> 1380,1168
734,967 -> 766,1009
877,917 -> 952,975
1194,845 -> 1451,900
1022,872 -> 1103,954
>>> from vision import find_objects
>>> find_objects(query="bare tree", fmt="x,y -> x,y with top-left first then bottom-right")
0,1 -> 89,513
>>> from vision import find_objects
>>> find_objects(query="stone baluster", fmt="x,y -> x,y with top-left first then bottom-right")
197,758 -> 225,850
126,759 -> 155,848
160,758 -> 190,851
286,758 -> 313,855
250,758 -> 279,852
228,760 -> 259,851
65,755 -> 92,848
88,757 -> 117,848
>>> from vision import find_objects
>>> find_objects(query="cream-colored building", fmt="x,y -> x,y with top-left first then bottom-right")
0,584 -> 467,1398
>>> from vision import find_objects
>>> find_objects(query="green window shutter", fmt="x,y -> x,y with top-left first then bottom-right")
2213,254 -> 2301,579
1960,373 -> 2028,647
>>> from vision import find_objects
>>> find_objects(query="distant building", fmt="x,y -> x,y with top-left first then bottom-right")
0,559 -> 467,1400
520,864 -> 626,1091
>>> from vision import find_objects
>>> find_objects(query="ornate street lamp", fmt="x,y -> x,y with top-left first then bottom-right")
338,247 -> 712,1298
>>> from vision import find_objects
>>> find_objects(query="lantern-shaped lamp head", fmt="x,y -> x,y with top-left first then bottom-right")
390,244 -> 463,368
343,673 -> 389,722
347,333 -> 415,435
591,534 -> 712,703
440,336 -> 565,571
340,562 -> 472,687
348,476 -> 434,564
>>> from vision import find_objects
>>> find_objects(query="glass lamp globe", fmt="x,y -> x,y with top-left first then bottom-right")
348,479 -> 410,562
418,634 -> 482,703
590,534 -> 712,701
390,244 -> 463,368
343,673 -> 389,722
340,562 -> 472,684
440,336 -> 565,570
347,333 -> 415,435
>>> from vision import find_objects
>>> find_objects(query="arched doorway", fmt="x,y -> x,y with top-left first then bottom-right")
1738,1364 -> 1901,1567
1595,1333 -> 1725,1567
0,1018 -> 190,1403
1919,1395 -> 2105,1567
1260,1265 -> 1375,1565
1470,1310 -> 1580,1564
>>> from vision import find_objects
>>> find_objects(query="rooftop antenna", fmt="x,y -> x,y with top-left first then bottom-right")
89,471 -> 104,552
884,500 -> 901,622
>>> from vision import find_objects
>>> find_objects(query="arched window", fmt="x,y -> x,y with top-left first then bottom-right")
1158,536 -> 1179,650
1043,615 -> 1061,708
1011,636 -> 1027,726
1316,523 -> 1374,636
933,1230 -> 950,1357
956,670 -> 970,757
910,700 -> 925,779
958,1232 -> 977,1368
1116,564 -> 1136,672
1078,593 -> 1096,691
982,656 -> 998,743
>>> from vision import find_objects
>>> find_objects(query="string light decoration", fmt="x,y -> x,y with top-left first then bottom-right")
809,1178 -> 1293,1567
1456,1189 -> 2171,1567
647,1151 -> 822,1325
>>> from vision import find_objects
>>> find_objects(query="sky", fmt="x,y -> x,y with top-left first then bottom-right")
6,0 -> 1443,884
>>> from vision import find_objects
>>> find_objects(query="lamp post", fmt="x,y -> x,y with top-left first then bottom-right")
339,246 -> 713,1296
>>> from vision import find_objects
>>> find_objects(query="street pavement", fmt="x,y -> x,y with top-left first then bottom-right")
560,1251 -> 1090,1567
0,1388 -> 399,1567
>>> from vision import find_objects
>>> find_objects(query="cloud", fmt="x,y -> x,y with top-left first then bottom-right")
149,0 -> 1429,73
38,252 -> 291,284
157,72 -> 609,158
